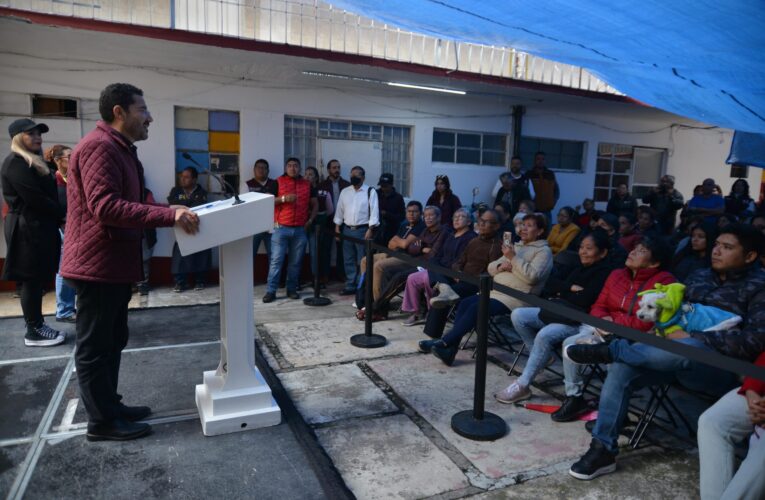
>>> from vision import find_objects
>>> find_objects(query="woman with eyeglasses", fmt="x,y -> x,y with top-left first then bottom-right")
552,236 -> 675,422
1,119 -> 66,346
44,144 -> 77,323
420,213 -> 554,366
400,208 -> 475,326
426,175 -> 462,225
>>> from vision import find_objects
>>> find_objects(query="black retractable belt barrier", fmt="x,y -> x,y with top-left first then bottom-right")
350,238 -> 387,348
451,274 -> 508,441
304,224 -> 332,306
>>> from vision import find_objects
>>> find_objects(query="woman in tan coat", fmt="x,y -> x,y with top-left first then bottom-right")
419,213 -> 553,365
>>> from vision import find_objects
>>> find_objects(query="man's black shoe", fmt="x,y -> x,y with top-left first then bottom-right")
565,343 -> 613,365
551,396 -> 589,422
86,418 -> 152,442
287,290 -> 300,300
338,288 -> 356,296
569,439 -> 616,480
118,404 -> 151,422
262,292 -> 276,303
431,341 -> 458,366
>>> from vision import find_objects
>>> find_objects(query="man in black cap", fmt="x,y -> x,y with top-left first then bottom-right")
376,172 -> 405,246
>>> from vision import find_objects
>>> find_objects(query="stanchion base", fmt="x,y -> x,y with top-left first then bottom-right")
303,296 -> 332,306
451,410 -> 507,441
350,333 -> 387,348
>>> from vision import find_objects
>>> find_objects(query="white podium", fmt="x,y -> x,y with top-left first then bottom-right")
175,191 -> 281,436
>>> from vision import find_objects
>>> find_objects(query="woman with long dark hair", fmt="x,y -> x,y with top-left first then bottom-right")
1,119 -> 65,346
426,175 -> 462,225
671,222 -> 716,282
304,166 -> 333,285
725,178 -> 755,219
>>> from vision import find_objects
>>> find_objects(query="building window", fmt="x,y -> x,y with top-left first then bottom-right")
432,129 -> 507,166
518,136 -> 585,172
174,107 -> 240,197
32,95 -> 78,119
594,143 -> 666,202
285,116 -> 412,195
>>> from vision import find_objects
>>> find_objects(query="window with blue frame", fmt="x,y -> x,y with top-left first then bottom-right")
174,107 -> 240,196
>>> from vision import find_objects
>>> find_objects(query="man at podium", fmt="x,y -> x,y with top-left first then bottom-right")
61,83 -> 200,442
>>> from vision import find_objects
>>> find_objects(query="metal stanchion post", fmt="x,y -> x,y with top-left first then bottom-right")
350,238 -> 387,348
451,273 -> 507,440
304,225 -> 332,306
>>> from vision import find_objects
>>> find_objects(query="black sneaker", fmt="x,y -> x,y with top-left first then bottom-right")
431,341 -> 458,366
173,282 -> 186,293
339,288 -> 356,296
262,292 -> 276,303
287,290 -> 300,300
565,343 -> 613,365
418,339 -> 441,353
86,418 -> 152,442
569,439 -> 617,480
55,315 -> 77,324
194,282 -> 206,291
24,323 -> 66,347
137,283 -> 150,296
551,396 -> 590,422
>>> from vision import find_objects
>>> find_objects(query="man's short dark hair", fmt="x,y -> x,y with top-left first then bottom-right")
719,223 -> 764,258
99,83 -> 143,122
254,159 -> 269,171
351,165 -> 365,177
182,166 -> 199,179
327,159 -> 340,168
534,151 -> 546,157
285,157 -> 301,167
510,155 -> 522,162
406,200 -> 423,212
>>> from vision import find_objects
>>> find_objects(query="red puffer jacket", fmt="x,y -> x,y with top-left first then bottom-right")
589,267 -> 676,331
61,121 -> 175,283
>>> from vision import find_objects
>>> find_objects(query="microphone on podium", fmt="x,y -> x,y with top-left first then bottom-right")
182,152 -> 244,205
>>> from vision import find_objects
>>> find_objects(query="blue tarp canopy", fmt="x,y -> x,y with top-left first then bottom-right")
331,1 -> 765,135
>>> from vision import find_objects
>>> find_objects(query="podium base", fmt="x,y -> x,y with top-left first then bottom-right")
450,410 -> 507,441
195,370 -> 281,436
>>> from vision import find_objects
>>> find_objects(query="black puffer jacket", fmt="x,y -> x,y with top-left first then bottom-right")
685,265 -> 765,361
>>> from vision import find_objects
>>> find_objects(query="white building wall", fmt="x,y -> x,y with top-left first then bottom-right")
0,53 -> 756,260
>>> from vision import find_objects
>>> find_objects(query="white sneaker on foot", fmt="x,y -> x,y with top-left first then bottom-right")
494,381 -> 531,404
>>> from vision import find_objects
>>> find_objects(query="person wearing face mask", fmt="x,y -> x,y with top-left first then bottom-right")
333,166 -> 380,294
2,119 -> 66,347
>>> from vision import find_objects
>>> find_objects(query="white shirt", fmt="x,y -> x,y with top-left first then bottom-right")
333,184 -> 380,227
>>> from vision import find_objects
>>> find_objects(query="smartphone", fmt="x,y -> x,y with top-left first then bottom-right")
503,231 -> 512,246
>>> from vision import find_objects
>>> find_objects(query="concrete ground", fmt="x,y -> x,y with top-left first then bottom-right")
0,282 -> 706,499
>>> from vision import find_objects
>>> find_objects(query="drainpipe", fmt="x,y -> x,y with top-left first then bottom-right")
511,105 -> 525,157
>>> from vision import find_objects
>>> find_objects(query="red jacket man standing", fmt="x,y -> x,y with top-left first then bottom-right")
61,83 -> 199,442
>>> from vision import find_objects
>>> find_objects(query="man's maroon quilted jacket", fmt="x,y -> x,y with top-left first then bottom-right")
61,121 -> 175,283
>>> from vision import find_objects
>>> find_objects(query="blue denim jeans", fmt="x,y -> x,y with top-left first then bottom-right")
55,231 -> 76,319
441,294 -> 511,347
698,387 -> 765,500
511,307 -> 579,387
267,226 -> 308,294
593,337 -> 739,454
342,226 -> 367,290
253,232 -> 272,260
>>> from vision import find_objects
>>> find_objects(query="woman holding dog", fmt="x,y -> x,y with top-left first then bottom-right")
552,235 -> 676,422
493,229 -> 615,405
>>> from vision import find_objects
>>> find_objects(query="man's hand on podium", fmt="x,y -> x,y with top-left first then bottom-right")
174,207 -> 200,234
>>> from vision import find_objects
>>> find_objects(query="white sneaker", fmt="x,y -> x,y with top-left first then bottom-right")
494,381 -> 531,404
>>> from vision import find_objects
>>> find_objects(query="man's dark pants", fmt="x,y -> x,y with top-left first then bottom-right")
423,281 -> 478,339
72,280 -> 133,424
